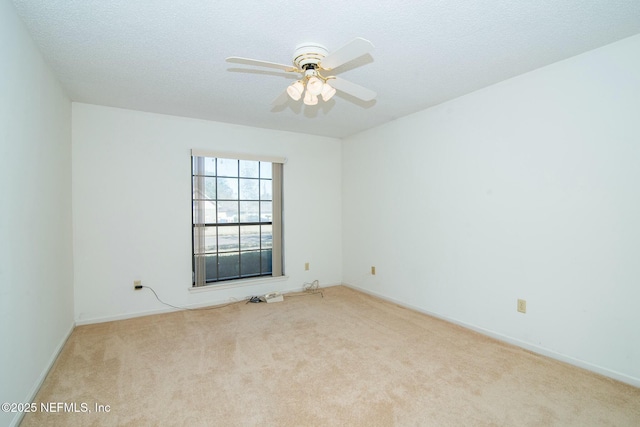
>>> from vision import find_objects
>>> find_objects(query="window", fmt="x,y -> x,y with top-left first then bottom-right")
191,150 -> 284,286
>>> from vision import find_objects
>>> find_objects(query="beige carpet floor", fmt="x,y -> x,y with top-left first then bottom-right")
22,285 -> 640,426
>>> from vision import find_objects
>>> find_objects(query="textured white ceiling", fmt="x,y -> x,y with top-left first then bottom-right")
11,0 -> 640,138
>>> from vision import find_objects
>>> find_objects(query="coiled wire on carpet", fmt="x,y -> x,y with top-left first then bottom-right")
286,280 -> 323,298
303,279 -> 321,294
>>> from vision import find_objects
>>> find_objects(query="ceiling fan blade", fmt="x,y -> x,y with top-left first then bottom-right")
329,77 -> 376,102
320,37 -> 374,70
226,57 -> 296,72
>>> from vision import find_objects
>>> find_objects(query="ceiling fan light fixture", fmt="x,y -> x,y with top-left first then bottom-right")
286,80 -> 304,101
320,82 -> 336,101
306,76 -> 323,96
303,91 -> 318,106
227,37 -> 376,107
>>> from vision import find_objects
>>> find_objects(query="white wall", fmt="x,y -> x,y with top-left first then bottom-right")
72,104 -> 342,323
0,2 -> 74,426
342,34 -> 640,386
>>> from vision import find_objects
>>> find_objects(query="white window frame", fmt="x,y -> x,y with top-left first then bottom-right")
191,149 -> 285,287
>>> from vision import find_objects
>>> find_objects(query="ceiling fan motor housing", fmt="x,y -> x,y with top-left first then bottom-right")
293,43 -> 328,70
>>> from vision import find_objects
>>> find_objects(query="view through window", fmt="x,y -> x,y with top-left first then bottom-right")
192,153 -> 283,286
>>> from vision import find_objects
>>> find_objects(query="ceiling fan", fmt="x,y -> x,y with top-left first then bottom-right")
226,37 -> 376,106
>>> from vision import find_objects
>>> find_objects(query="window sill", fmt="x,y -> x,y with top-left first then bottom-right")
188,275 -> 289,293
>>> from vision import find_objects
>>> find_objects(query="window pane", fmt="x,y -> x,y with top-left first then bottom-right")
261,250 -> 273,274
193,200 -> 216,224
217,201 -> 238,223
260,162 -> 272,179
218,226 -> 239,252
193,176 -> 216,200
260,179 -> 272,200
193,157 -> 216,176
239,160 -> 259,178
240,251 -> 261,277
218,252 -> 239,280
240,225 -> 260,251
239,178 -> 259,200
240,201 -> 259,223
203,227 -> 217,252
217,177 -> 238,199
260,201 -> 272,223
217,158 -> 238,177
261,225 -> 272,249
193,226 -> 217,253
192,156 -> 281,285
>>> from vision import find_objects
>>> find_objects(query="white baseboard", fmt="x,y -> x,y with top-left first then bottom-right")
343,283 -> 640,389
10,321 -> 75,427
76,306 -> 178,326
75,283 -> 331,326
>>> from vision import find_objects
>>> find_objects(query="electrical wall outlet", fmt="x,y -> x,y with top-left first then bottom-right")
371,266 -> 376,275
134,280 -> 142,290
517,299 -> 526,313
304,262 -> 310,271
